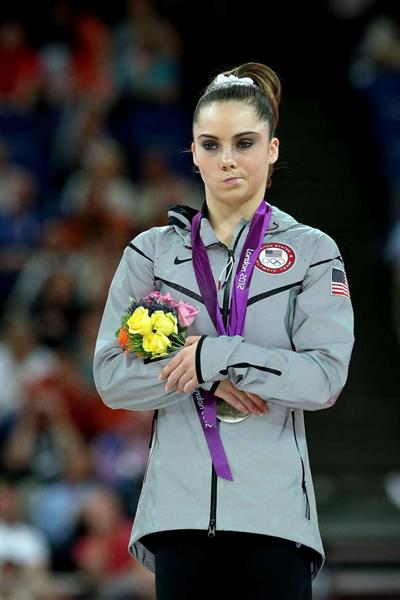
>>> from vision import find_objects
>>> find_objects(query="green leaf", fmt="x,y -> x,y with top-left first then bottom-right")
170,333 -> 184,344
121,313 -> 130,327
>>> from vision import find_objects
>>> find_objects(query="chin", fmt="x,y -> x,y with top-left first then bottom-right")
219,192 -> 247,203
220,185 -> 248,197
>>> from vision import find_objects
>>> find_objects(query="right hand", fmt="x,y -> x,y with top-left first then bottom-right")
214,379 -> 269,416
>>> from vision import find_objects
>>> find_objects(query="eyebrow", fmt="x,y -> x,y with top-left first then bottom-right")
198,130 -> 259,139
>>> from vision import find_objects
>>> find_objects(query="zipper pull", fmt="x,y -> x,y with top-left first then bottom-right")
207,518 -> 216,537
302,481 -> 311,520
217,251 -> 234,290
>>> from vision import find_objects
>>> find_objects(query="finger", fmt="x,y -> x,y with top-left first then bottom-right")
182,377 -> 199,393
234,400 -> 251,414
220,391 -> 251,414
165,364 -> 187,392
159,352 -> 183,380
244,392 -> 269,412
233,391 -> 266,415
243,391 -> 267,408
176,370 -> 194,392
245,391 -> 263,401
185,336 -> 199,346
222,380 -> 265,411
218,383 -> 265,415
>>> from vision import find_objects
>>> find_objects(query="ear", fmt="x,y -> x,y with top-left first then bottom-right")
269,137 -> 279,164
191,142 -> 198,166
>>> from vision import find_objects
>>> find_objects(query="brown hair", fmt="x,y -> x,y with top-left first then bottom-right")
193,62 -> 282,189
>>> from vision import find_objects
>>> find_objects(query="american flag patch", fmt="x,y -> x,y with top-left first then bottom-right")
265,249 -> 283,257
331,267 -> 350,298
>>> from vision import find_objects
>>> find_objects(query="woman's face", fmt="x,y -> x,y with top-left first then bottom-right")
191,101 -> 279,210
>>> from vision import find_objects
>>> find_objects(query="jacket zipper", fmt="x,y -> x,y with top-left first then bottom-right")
291,410 -> 311,520
143,410 -> 158,484
207,225 -> 247,538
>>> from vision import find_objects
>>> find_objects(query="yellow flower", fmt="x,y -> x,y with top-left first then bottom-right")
142,331 -> 172,355
127,307 -> 152,336
150,311 -> 178,336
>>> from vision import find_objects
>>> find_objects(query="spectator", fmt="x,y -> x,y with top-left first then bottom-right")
3,379 -> 86,483
91,410 -> 154,516
46,345 -> 129,440
0,479 -> 52,599
38,41 -> 73,109
0,316 -> 57,435
0,21 -> 41,108
73,486 -> 155,598
0,138 -> 15,212
28,443 -> 96,572
348,13 -> 400,341
135,147 -> 203,228
71,13 -> 115,104
113,0 -> 183,104
50,99 -> 110,183
4,218 -> 114,324
0,166 -> 42,303
60,137 -> 142,231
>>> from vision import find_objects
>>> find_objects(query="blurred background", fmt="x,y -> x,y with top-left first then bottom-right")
0,0 -> 399,598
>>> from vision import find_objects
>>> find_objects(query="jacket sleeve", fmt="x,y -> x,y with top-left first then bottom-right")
195,233 -> 355,411
93,230 -> 213,411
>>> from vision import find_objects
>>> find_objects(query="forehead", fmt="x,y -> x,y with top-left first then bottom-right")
194,101 -> 268,136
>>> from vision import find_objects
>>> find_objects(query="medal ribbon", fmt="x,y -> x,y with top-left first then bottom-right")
191,199 -> 272,480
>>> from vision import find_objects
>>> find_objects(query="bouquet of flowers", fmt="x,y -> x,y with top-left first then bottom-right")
115,291 -> 199,359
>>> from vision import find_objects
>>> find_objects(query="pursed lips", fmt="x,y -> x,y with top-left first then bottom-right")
223,176 -> 242,183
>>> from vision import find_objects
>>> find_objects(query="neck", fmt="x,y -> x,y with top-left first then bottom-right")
205,196 -> 263,247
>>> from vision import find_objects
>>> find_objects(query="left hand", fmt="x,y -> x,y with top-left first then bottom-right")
159,335 -> 201,393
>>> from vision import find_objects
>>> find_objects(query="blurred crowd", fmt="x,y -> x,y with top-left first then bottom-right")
346,8 -> 400,343
0,1 -> 202,598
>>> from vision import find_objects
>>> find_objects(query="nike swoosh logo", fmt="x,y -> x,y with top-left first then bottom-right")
174,256 -> 192,265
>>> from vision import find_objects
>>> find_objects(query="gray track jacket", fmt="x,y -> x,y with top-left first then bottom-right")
93,202 -> 355,580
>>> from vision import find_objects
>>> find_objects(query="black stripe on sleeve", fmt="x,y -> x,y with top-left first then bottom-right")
154,277 -> 204,303
309,256 -> 342,268
210,381 -> 220,394
219,362 -> 282,376
128,243 -> 154,262
247,281 -> 303,307
143,354 -> 172,364
195,335 -> 208,384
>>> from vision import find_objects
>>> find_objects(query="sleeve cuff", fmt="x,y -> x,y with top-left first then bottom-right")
196,335 -> 244,382
195,335 -> 208,384
198,381 -> 220,393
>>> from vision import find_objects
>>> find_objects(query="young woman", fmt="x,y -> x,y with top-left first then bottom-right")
93,62 -> 355,599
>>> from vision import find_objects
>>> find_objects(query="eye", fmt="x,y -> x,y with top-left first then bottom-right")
238,139 -> 253,148
201,139 -> 254,151
201,141 -> 217,151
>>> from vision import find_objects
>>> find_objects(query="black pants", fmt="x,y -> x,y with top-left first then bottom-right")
143,529 -> 313,599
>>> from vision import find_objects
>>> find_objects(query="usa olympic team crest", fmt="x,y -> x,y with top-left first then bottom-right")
256,243 -> 296,274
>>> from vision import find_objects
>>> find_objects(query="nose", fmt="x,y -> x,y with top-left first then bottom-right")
220,148 -> 237,170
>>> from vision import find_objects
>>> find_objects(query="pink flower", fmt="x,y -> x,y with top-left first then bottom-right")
144,291 -> 175,305
159,293 -> 175,305
144,291 -> 161,301
176,300 -> 199,327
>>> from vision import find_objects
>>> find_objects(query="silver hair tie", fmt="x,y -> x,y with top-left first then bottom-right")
211,73 -> 257,89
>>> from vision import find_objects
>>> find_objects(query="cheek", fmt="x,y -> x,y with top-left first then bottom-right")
197,154 -> 216,175
245,153 -> 269,176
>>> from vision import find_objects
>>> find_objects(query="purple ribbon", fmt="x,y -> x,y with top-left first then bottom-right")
191,199 -> 272,480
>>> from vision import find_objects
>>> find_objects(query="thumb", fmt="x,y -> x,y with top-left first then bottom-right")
185,336 -> 198,346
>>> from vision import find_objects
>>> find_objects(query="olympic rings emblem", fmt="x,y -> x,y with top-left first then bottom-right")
263,257 -> 286,266
256,243 -> 296,274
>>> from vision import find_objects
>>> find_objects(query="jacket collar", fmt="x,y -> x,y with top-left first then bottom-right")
167,199 -> 295,249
